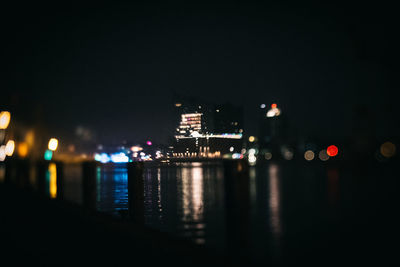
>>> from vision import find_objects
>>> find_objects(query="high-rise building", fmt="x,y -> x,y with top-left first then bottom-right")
258,103 -> 287,157
171,94 -> 244,157
213,103 -> 244,134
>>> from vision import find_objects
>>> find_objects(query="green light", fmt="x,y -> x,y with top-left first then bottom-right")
44,149 -> 53,161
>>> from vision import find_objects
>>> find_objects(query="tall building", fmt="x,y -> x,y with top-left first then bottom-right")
213,103 -> 244,134
171,94 -> 244,157
258,103 -> 287,157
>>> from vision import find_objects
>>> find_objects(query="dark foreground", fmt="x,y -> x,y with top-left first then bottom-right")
0,183 -> 228,267
1,160 -> 400,266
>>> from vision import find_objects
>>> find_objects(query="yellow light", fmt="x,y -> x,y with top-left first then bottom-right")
48,163 -> 57,199
249,136 -> 255,142
380,142 -> 396,158
175,103 -> 182,107
5,140 -> 15,156
0,111 -> 11,129
17,142 -> 29,158
48,138 -> 58,151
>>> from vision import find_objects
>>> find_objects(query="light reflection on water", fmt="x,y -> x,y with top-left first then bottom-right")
5,158 -> 397,265
57,160 -> 399,265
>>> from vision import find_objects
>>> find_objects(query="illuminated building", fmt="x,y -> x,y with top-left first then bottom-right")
178,113 -> 203,136
258,103 -> 287,159
172,95 -> 244,157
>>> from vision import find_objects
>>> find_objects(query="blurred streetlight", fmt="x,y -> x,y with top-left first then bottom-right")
48,138 -> 58,151
0,111 -> 11,129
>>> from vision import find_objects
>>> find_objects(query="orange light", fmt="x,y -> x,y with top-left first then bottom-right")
17,142 -> 29,158
271,103 -> 277,109
327,145 -> 338,157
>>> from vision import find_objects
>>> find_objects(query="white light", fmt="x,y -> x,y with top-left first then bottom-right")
99,153 -> 110,163
175,133 -> 242,139
0,111 -> 11,129
248,154 -> 257,165
249,148 -> 256,155
191,131 -> 202,138
266,107 -> 281,118
94,153 -> 101,161
229,146 -> 234,152
48,138 -> 58,151
260,104 -> 266,109
5,140 -> 15,156
110,152 -> 129,163
0,145 -> 6,161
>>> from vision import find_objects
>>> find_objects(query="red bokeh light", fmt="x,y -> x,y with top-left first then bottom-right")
271,103 -> 277,109
326,145 -> 338,157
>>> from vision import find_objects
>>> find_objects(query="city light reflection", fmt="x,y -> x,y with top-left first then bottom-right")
48,163 -> 57,199
269,164 -> 281,236
181,165 -> 204,222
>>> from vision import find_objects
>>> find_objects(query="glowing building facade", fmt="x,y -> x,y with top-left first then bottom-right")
172,96 -> 244,157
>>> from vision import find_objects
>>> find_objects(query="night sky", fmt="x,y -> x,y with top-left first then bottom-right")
3,1 -> 399,145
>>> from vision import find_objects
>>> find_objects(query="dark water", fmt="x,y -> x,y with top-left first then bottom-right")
59,160 -> 399,265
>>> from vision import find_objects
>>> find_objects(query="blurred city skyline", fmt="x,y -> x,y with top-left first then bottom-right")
3,1 -> 399,145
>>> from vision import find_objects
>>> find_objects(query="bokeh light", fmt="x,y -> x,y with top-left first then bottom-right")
380,142 -> 396,158
283,150 -> 294,160
0,146 -> 6,161
0,111 -> 11,129
17,142 -> 29,158
319,150 -> 329,161
326,145 -> 338,157
48,138 -> 58,151
304,150 -> 315,161
44,150 -> 53,161
5,140 -> 15,156
248,136 -> 255,142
